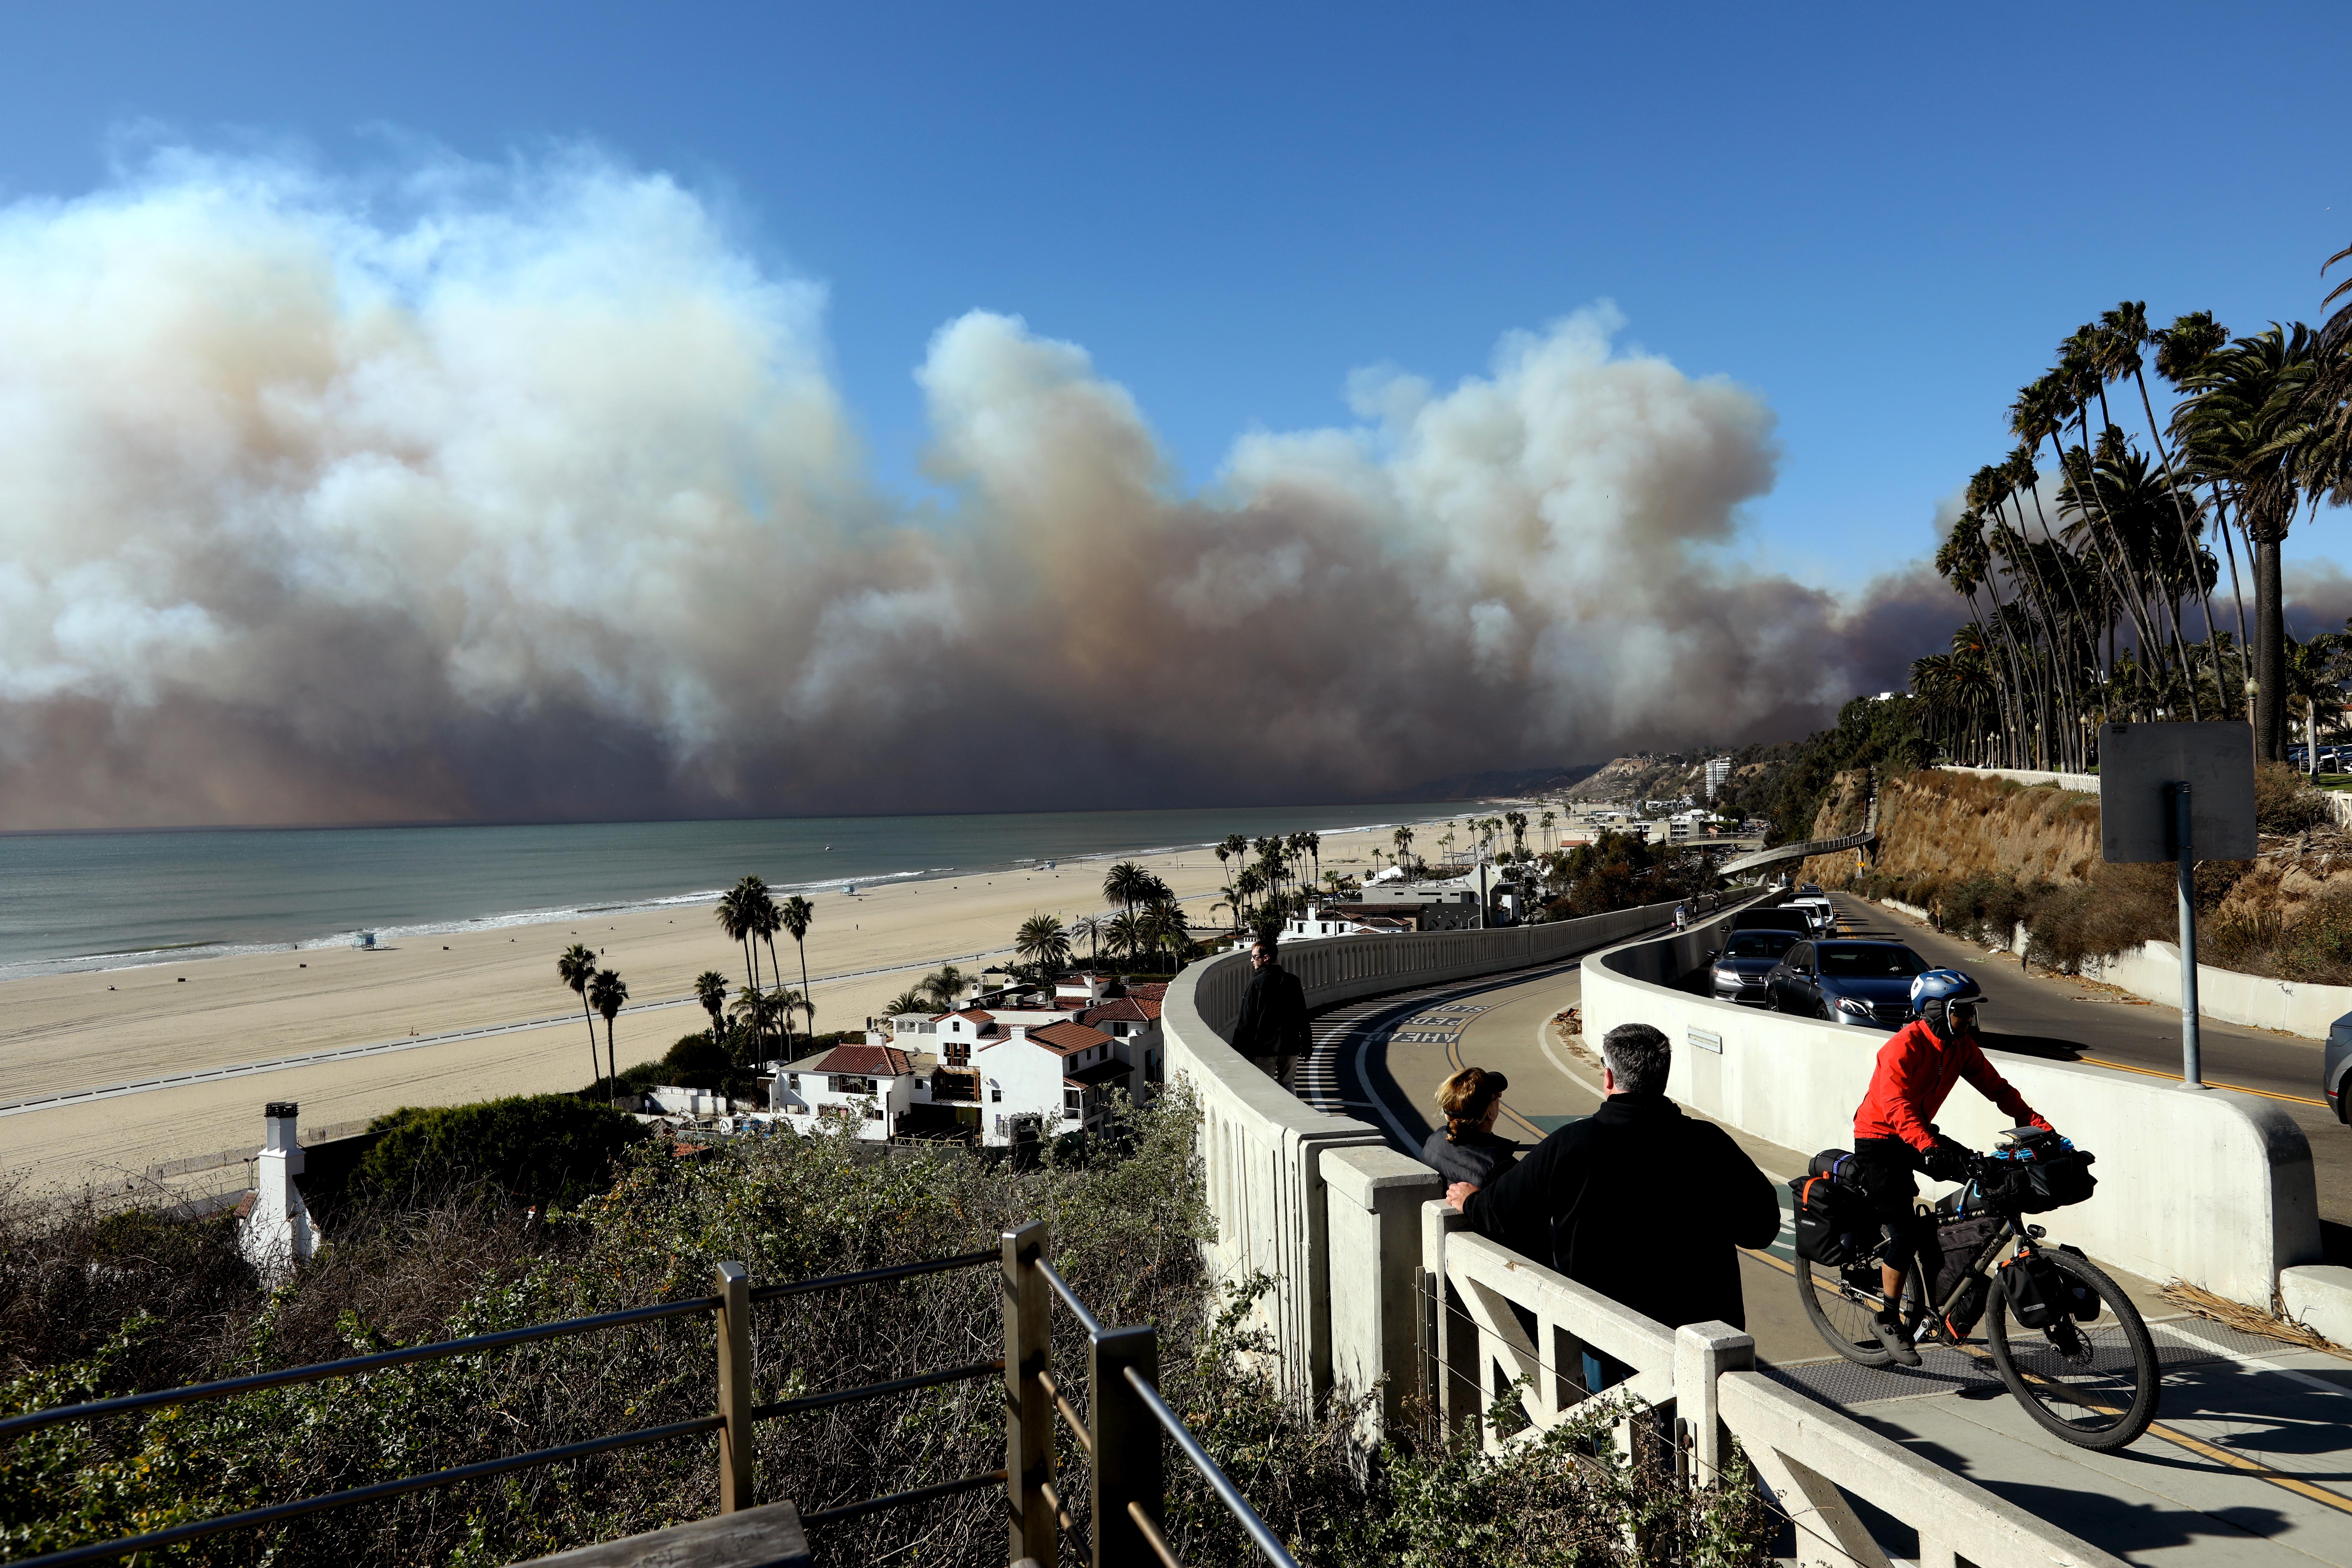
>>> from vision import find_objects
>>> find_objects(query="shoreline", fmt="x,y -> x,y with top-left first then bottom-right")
0,805 -> 1454,984
0,816 -> 1485,1197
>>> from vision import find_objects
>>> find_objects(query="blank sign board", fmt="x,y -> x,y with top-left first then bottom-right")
2098,721 -> 2257,863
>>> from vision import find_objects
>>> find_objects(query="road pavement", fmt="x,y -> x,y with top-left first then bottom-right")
1302,934 -> 2352,1563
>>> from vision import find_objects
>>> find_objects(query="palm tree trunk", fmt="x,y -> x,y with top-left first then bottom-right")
2256,532 -> 2287,761
2130,365 -> 2230,716
601,1017 -> 617,1107
2018,483 -> 2097,766
579,997 -> 601,1093
2205,481 -> 2255,719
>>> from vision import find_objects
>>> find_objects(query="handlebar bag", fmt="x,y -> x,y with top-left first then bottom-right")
1996,1251 -> 2068,1330
1979,1147 -> 2098,1213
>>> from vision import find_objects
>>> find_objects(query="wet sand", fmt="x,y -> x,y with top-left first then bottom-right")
0,825 -> 1410,1197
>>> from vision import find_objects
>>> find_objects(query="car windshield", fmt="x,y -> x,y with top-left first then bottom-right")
1724,932 -> 1797,959
1816,944 -> 1927,978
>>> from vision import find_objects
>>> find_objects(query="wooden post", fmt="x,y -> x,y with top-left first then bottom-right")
715,1261 -> 755,1513
1003,1222 -> 1057,1568
1090,1326 -> 1161,1568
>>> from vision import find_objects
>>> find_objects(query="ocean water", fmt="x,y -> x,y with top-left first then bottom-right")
0,803 -> 1449,980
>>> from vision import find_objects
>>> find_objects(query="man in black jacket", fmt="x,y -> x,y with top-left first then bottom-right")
1230,934 -> 1311,1088
1446,1022 -> 1779,1348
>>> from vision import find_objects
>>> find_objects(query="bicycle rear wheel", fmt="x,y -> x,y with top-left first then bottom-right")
1986,1248 -> 2160,1450
1797,1256 -> 1919,1367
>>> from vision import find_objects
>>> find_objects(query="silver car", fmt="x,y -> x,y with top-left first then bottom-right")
1764,940 -> 1930,1027
1711,929 -> 1802,1005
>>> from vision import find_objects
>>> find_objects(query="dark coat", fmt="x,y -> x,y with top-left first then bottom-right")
1231,962 -> 1310,1058
1461,1092 -> 1780,1331
1421,1126 -> 1520,1189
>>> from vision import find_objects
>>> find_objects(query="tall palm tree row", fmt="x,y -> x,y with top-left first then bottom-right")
557,944 -> 603,1091
1919,275 -> 2351,763
588,967 -> 629,1106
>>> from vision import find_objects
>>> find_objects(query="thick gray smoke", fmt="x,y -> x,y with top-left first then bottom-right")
0,149 -> 1951,829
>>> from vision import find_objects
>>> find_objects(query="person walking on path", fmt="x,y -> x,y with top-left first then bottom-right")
1421,1067 -> 1520,1188
1231,933 -> 1311,1088
1446,1022 -> 1779,1387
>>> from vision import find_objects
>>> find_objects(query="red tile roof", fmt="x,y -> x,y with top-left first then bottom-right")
1003,1019 -> 1115,1057
1079,998 -> 1149,1025
949,1008 -> 995,1022
811,1044 -> 915,1077
1124,982 -> 1168,1001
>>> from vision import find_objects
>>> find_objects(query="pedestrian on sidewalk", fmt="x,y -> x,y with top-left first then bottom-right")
1446,1021 -> 1779,1389
1231,932 -> 1310,1090
1421,1066 -> 1519,1186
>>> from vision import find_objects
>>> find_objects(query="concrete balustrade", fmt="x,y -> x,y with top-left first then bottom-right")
1581,916 -> 2324,1308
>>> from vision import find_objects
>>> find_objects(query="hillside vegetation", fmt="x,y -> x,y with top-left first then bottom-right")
1802,765 -> 2352,985
2,1090 -> 1771,1568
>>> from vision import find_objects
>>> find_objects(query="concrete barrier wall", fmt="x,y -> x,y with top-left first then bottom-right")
1163,901 -> 1687,1391
1582,928 -> 2323,1306
2080,939 -> 2352,1042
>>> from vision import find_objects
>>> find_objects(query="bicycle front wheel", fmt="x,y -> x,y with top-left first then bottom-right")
1986,1248 -> 2160,1450
1797,1255 -> 1914,1367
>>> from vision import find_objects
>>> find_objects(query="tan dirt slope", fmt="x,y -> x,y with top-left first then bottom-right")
1798,769 -> 2102,891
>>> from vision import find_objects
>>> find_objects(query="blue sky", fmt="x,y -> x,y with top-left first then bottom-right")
2,0 -> 2346,593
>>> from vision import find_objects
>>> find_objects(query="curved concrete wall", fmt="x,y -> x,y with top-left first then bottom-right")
1163,902 -> 1685,1389
1581,922 -> 2322,1307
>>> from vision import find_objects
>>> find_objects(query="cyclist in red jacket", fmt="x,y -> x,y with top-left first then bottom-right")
1852,968 -> 2052,1364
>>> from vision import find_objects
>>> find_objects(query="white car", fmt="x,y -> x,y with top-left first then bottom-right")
1790,895 -> 1835,935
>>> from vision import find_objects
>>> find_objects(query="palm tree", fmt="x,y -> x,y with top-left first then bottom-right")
1104,911 -> 1142,963
1069,913 -> 1104,964
1015,912 -> 1072,975
884,989 -> 929,1018
2284,632 -> 2350,777
778,894 -> 816,1010
1301,831 -> 1322,891
773,987 -> 817,1041
1392,826 -> 1415,873
714,884 -> 760,995
729,986 -> 782,1064
918,965 -> 968,1011
1506,811 -> 1528,858
557,944 -> 603,1091
588,968 -> 628,1105
2174,324 -> 2323,758
1102,862 -> 1150,920
1540,809 -> 1557,852
1233,865 -> 1266,922
693,971 -> 730,1043
1141,901 -> 1191,968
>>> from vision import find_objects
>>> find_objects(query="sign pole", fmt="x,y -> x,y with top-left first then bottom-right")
2174,781 -> 2205,1091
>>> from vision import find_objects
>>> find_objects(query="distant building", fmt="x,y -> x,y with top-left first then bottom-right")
1704,756 -> 1732,800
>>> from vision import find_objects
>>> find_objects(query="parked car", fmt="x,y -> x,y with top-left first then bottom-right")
1765,940 -> 1931,1027
2328,1012 -> 2352,1125
1712,929 -> 1801,1005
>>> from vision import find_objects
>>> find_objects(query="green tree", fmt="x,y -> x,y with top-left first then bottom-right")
693,971 -> 730,1043
587,968 -> 628,1105
1102,861 -> 1150,920
714,884 -> 760,995
555,944 -> 603,1093
778,894 -> 816,1015
355,1095 -> 648,1210
1015,913 -> 1072,975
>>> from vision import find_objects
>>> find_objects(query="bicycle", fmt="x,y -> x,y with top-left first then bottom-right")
1793,1130 -> 2161,1451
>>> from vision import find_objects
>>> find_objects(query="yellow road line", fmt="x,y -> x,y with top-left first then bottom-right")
2076,1054 -> 2327,1108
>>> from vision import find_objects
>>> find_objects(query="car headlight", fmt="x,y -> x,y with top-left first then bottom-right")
1714,967 -> 1740,983
1835,996 -> 1873,1017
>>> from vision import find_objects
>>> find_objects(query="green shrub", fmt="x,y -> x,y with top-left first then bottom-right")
356,1095 -> 650,1210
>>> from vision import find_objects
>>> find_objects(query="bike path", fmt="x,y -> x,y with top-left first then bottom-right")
1325,950 -> 2352,1564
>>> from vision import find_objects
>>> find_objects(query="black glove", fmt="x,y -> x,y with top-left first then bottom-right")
1921,1135 -> 1973,1183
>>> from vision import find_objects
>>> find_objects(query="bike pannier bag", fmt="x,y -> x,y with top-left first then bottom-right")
2054,1244 -> 2102,1322
2022,1148 -> 2096,1211
1790,1152 -> 1862,1266
1941,1277 -> 1990,1340
1996,1253 -> 2068,1330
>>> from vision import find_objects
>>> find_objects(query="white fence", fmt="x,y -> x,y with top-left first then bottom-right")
1580,915 -> 2323,1308
1161,902 -> 2130,1566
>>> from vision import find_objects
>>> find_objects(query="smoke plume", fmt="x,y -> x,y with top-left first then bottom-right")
0,147 -> 1951,829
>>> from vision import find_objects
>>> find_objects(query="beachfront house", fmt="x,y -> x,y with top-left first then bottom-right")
772,1042 -> 919,1141
973,1019 -> 1128,1146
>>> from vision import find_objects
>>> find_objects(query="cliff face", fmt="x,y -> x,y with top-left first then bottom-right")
1798,770 -> 2102,891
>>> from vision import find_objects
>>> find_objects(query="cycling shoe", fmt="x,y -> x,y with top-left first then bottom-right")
1873,1316 -> 1923,1367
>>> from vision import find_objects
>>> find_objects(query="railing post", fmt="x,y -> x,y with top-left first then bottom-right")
1003,1222 -> 1057,1568
1672,1321 -> 1751,1489
1090,1326 -> 1161,1568
714,1261 -> 755,1513
1421,1199 -> 1477,1436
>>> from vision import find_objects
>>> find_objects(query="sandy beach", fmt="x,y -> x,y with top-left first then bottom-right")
0,823 -> 1422,1198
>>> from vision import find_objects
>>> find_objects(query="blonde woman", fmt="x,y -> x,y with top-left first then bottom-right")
1420,1066 -> 1519,1189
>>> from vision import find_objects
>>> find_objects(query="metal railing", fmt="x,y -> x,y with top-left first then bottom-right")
5,1223 -> 1294,1568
